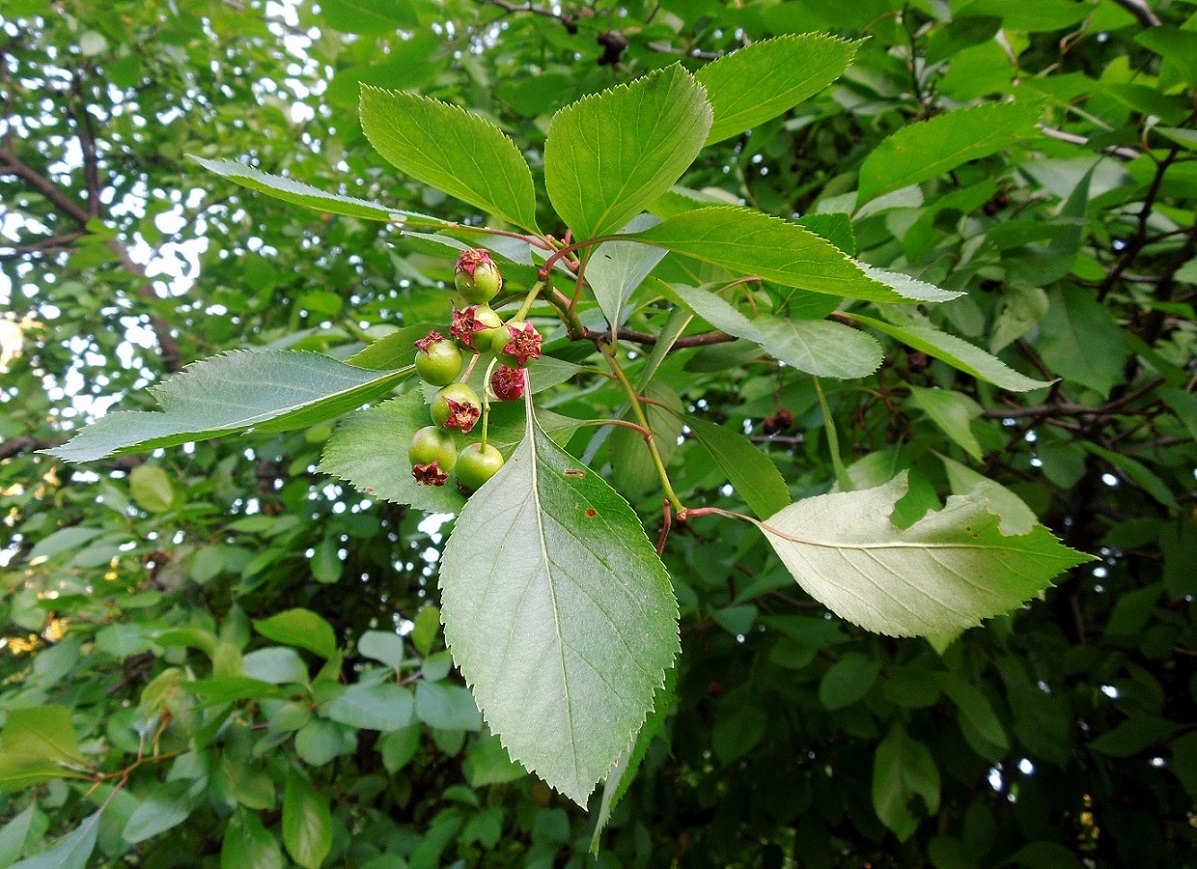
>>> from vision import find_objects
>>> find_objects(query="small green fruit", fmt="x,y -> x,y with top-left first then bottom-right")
414,331 -> 463,386
491,320 -> 542,367
431,382 -> 482,434
454,249 -> 503,304
456,443 -> 504,492
409,426 -> 457,486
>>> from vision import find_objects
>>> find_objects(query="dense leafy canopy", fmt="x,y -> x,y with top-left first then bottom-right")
2,0 -> 1195,866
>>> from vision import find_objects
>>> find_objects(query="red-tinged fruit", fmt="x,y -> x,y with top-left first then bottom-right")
454,248 -> 503,304
491,320 -> 542,367
432,382 -> 482,434
450,304 -> 504,351
456,443 -> 505,493
490,364 -> 526,401
414,330 -> 463,386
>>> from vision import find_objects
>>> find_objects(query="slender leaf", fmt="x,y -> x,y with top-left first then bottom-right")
587,214 -> 666,329
12,809 -> 102,869
221,808 -> 284,869
359,85 -> 539,231
0,804 -> 35,866
439,397 -> 679,804
666,282 -> 884,378
283,770 -> 333,869
189,156 -> 404,221
45,351 -> 410,463
853,314 -> 1052,392
122,783 -> 194,844
545,65 -> 712,240
857,101 -> 1043,205
632,207 -> 906,302
0,705 -> 83,765
909,386 -> 983,461
696,34 -> 861,144
761,473 -> 1092,636
685,415 -> 790,519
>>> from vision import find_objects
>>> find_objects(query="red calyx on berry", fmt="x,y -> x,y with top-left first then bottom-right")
454,249 -> 503,304
450,304 -> 503,352
432,382 -> 482,435
490,364 -> 526,401
492,320 -> 542,367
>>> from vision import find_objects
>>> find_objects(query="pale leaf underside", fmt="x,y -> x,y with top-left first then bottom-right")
762,473 -> 1091,637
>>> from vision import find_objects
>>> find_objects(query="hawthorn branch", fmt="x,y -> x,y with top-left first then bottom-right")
982,378 -> 1165,420
0,146 -> 183,372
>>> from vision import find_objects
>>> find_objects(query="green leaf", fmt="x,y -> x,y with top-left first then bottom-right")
853,314 -> 1052,392
45,351 -> 410,463
413,682 -> 483,732
685,415 -> 790,519
122,782 -> 195,844
359,85 -> 539,231
666,282 -> 883,378
872,723 -> 939,842
319,0 -> 414,33
357,630 -> 404,668
129,465 -> 174,513
857,101 -> 1043,205
184,678 -> 282,705
283,770 -> 333,869
0,705 -> 83,765
937,673 -> 1009,750
0,804 -> 35,866
323,682 -> 414,732
958,0 -> 1093,32
761,473 -> 1092,636
439,398 -> 679,804
940,455 -> 1036,535
858,265 -> 963,303
544,65 -> 712,241
1036,286 -> 1126,398
586,214 -> 667,329
0,754 -> 74,791
11,810 -> 102,869
609,383 -> 683,499
221,808 -> 284,869
633,208 -> 905,302
242,647 -> 308,685
1136,26 -> 1197,89
819,653 -> 883,710
909,386 -> 983,461
696,34 -> 861,145
1083,443 -> 1178,509
189,156 -> 403,221
254,609 -> 338,659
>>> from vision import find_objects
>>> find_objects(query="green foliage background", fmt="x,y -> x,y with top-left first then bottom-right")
1,0 -> 1195,866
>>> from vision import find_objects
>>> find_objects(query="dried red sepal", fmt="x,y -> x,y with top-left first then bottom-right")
411,460 -> 450,486
414,330 -> 445,353
499,321 -> 542,367
442,398 -> 481,434
491,364 -> 526,401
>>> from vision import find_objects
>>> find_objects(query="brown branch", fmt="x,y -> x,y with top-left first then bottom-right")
72,72 -> 103,218
0,229 -> 87,260
0,146 -> 183,372
1038,125 -> 1141,160
982,377 -> 1165,420
0,436 -> 64,460
586,327 -> 737,349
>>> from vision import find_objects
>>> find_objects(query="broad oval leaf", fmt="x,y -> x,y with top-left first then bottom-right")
359,85 -> 539,231
667,282 -> 884,378
253,609 -> 337,659
545,65 -> 712,241
696,34 -> 861,145
853,314 -> 1052,392
439,400 -> 679,805
857,101 -> 1043,206
633,207 -> 906,303
761,473 -> 1092,636
323,682 -> 414,732
189,156 -> 405,221
45,351 -> 410,463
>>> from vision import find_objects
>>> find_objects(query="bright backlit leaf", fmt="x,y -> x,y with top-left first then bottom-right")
761,473 -> 1092,636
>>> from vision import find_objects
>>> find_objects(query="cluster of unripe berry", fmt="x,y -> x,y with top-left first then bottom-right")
408,249 -> 542,493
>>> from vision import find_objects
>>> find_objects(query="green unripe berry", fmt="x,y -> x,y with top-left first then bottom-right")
455,443 -> 505,493
409,426 -> 457,486
491,320 -> 542,368
454,249 -> 503,304
414,333 -> 463,386
450,304 -> 504,352
431,382 -> 482,434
